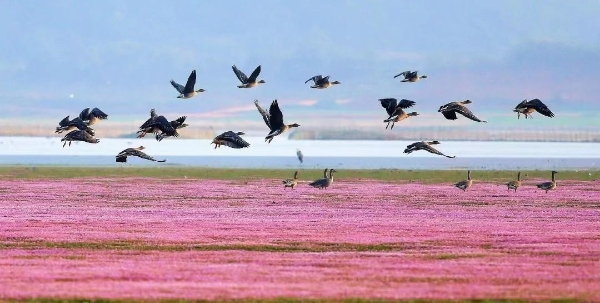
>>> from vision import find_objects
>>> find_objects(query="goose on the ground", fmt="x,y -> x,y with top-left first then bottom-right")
309,168 -> 336,189
507,172 -> 522,192
455,170 -> 473,191
536,171 -> 558,193
282,170 -> 299,189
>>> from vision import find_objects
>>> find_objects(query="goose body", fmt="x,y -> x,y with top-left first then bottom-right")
116,146 -> 166,163
309,168 -> 336,189
507,172 -> 522,192
170,70 -> 205,99
254,100 -> 300,143
394,70 -> 427,82
55,116 -> 95,135
305,75 -> 340,89
155,116 -> 188,142
61,129 -> 99,147
438,100 -> 487,123
537,171 -> 558,193
455,170 -> 473,191
211,131 -> 250,149
282,171 -> 299,189
379,98 -> 418,129
232,65 -> 265,88
513,99 -> 554,119
403,141 -> 455,158
296,149 -> 304,163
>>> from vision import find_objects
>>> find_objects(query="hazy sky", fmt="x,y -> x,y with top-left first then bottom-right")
1,0 -> 600,125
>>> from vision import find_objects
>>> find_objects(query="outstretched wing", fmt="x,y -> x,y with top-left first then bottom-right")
149,116 -> 176,136
317,75 -> 330,85
514,99 -> 529,110
170,80 -> 185,94
90,108 -> 108,120
424,145 -> 455,158
268,100 -> 284,131
379,98 -> 398,116
393,71 -> 410,79
130,149 -> 162,162
441,110 -> 458,120
247,65 -> 262,83
68,117 -> 88,130
305,75 -> 322,84
528,99 -> 555,118
170,116 -> 187,128
232,65 -> 248,83
183,70 -> 196,93
79,108 -> 91,120
454,105 -> 485,122
58,116 -> 70,127
254,100 -> 271,129
398,99 -> 416,109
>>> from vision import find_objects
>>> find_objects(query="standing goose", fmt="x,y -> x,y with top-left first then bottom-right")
254,99 -> 300,143
403,141 -> 455,158
309,168 -> 336,189
305,75 -> 340,89
438,100 -> 487,123
507,172 -> 522,192
455,170 -> 473,191
537,171 -> 558,193
156,116 -> 188,142
79,107 -> 108,126
61,129 -> 99,147
379,98 -> 418,129
211,131 -> 250,149
282,170 -> 299,189
394,70 -> 427,82
232,64 -> 265,88
513,99 -> 554,119
170,70 -> 205,99
116,146 -> 166,163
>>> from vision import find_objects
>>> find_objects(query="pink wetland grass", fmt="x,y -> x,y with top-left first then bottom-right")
0,177 -> 599,301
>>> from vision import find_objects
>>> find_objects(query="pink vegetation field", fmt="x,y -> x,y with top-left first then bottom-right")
1,177 -> 600,301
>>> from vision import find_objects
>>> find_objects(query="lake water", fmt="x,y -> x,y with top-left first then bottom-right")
0,136 -> 598,170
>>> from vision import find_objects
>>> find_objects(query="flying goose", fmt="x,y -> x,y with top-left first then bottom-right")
536,171 -> 558,193
305,75 -> 340,89
309,168 -> 336,189
116,146 -> 166,163
379,98 -> 418,129
455,170 -> 473,191
55,116 -> 95,135
211,131 -> 250,149
513,99 -> 554,119
254,99 -> 300,143
394,70 -> 427,82
232,64 -> 265,88
507,172 -> 522,192
170,70 -> 205,99
61,129 -> 99,147
438,100 -> 487,123
403,141 -> 455,158
136,109 -> 159,138
282,170 -> 299,189
155,116 -> 188,142
79,107 -> 108,126
140,115 -> 178,141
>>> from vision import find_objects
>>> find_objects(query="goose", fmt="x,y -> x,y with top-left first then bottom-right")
170,70 -> 205,99
136,109 -> 159,138
61,129 -> 99,147
394,70 -> 427,82
513,99 -> 554,119
211,131 -> 250,149
438,100 -> 487,123
55,116 -> 95,135
309,168 -> 336,189
254,99 -> 300,143
155,116 -> 188,142
379,98 -> 418,129
455,170 -> 473,191
79,107 -> 108,126
507,172 -> 522,192
232,64 -> 265,88
537,171 -> 558,193
296,149 -> 304,163
305,75 -> 340,89
141,115 -> 178,141
403,141 -> 456,158
282,170 -> 299,189
116,146 -> 166,163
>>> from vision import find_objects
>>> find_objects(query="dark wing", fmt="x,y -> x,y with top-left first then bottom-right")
170,80 -> 185,94
149,116 -> 176,136
441,110 -> 458,120
68,117 -> 88,130
216,131 -> 250,149
423,145 -> 455,158
58,116 -> 70,127
116,155 -> 128,163
528,99 -> 554,118
454,105 -> 485,122
268,100 -> 284,131
247,65 -> 262,83
405,141 -> 421,149
90,108 -> 108,119
170,116 -> 187,128
254,100 -> 271,129
65,129 -> 91,141
317,75 -> 330,85
129,149 -> 161,162
232,65 -> 248,83
514,99 -> 529,110
305,75 -> 322,84
398,99 -> 416,109
116,148 -> 135,158
379,98 -> 398,117
393,71 -> 409,78
79,108 -> 91,120
183,70 -> 196,93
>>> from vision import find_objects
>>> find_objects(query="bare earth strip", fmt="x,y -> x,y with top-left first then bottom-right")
0,177 -> 599,301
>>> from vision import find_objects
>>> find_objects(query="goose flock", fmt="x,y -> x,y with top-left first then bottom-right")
53,65 -> 561,193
